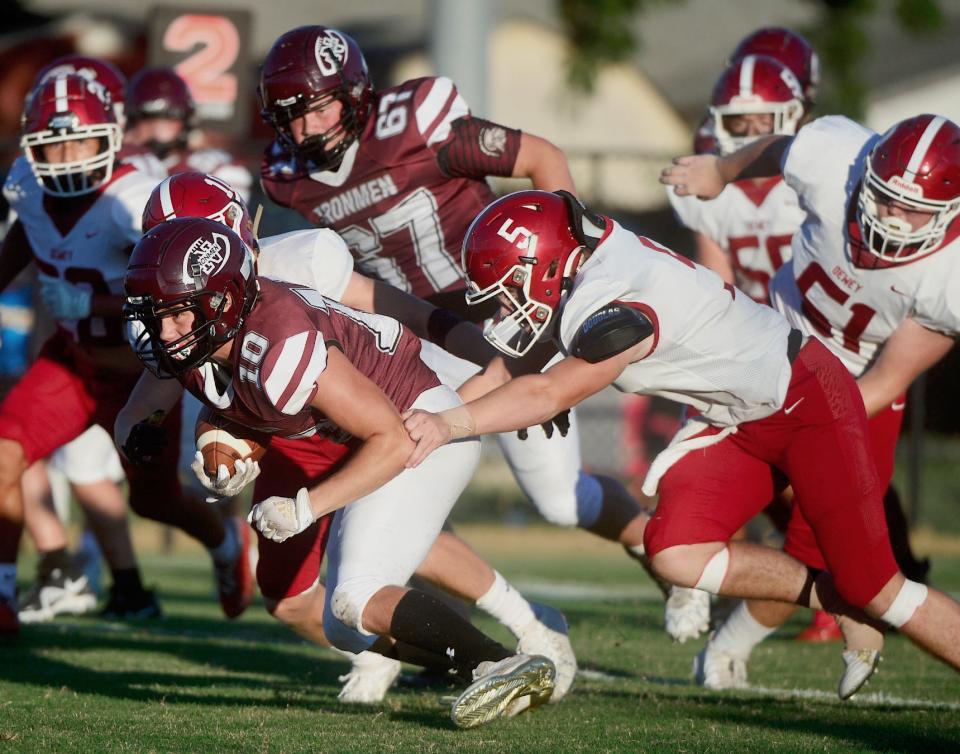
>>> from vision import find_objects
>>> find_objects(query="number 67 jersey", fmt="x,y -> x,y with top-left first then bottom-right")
262,76 -> 521,302
769,115 -> 960,377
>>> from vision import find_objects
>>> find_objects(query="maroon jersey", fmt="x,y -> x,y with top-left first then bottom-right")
261,76 -> 521,300
180,278 -> 440,442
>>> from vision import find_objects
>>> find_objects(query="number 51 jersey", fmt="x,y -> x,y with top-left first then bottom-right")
262,76 -> 502,299
769,115 -> 960,377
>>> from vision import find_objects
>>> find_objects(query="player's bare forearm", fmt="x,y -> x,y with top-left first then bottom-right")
456,356 -> 513,402
114,370 -> 184,449
513,133 -> 576,193
857,318 -> 954,417
661,135 -> 790,199
721,135 -> 791,182
306,425 -> 412,518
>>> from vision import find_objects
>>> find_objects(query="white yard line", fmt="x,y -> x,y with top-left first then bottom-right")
578,668 -> 960,711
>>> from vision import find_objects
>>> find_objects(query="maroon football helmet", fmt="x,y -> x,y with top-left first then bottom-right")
21,73 -> 123,197
731,27 -> 819,109
709,55 -> 805,156
124,217 -> 259,377
126,67 -> 195,157
857,114 -> 960,264
462,190 -> 604,357
142,171 -> 256,249
258,25 -> 373,169
34,55 -> 127,125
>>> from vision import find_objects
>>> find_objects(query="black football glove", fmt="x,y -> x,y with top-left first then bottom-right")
516,410 -> 571,441
122,412 -> 168,467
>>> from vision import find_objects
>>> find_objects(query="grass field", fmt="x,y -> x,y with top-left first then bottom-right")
2,519 -> 959,753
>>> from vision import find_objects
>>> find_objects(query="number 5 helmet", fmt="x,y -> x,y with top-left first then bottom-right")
142,171 -> 257,250
124,217 -> 259,377
258,25 -> 373,170
857,114 -> 960,265
709,55 -> 805,156
462,190 -> 606,357
20,73 -> 123,197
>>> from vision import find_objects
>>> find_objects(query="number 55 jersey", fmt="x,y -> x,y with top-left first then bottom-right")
261,76 -> 521,304
769,115 -> 960,377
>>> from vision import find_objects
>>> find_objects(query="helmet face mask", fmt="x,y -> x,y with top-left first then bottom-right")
21,74 -> 122,197
462,191 -> 593,358
856,114 -> 960,265
124,218 -> 259,378
259,26 -> 373,170
710,55 -> 804,156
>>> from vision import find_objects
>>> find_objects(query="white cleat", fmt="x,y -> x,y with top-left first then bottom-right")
450,654 -> 555,729
337,651 -> 402,704
515,602 -> 577,703
838,649 -> 881,700
693,634 -> 748,690
665,586 -> 711,643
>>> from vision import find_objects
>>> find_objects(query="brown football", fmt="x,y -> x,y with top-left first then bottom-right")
195,408 -> 269,477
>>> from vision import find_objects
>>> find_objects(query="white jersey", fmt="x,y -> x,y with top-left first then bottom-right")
3,158 -> 155,346
257,228 -> 354,300
166,148 -> 253,203
559,221 -> 794,427
770,115 -> 960,377
668,176 -> 803,302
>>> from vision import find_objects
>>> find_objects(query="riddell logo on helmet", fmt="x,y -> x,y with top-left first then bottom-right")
315,31 -> 348,77
888,175 -> 923,197
183,233 -> 231,285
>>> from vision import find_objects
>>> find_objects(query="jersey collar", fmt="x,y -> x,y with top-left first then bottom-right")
307,140 -> 360,187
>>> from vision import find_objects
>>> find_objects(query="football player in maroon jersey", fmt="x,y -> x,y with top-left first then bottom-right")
258,25 -> 654,602
123,217 -> 557,728
0,74 -> 251,636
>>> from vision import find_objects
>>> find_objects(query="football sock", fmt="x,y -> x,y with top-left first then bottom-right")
475,570 -> 537,637
111,567 -> 145,594
208,520 -> 239,566
37,547 -> 72,575
710,601 -> 777,658
0,563 -> 16,603
389,589 -> 512,675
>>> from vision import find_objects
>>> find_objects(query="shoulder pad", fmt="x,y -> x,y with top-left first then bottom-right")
570,303 -> 654,363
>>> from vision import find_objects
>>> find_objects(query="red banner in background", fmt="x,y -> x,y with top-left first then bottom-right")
148,7 -> 252,135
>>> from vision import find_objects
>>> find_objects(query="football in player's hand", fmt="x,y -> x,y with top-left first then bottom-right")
195,409 -> 269,477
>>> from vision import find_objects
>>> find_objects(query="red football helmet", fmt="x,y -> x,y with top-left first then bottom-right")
34,55 -> 127,125
142,171 -> 256,250
124,217 -> 259,377
731,27 -> 819,109
709,55 -> 804,156
462,190 -> 604,357
20,73 -> 123,197
126,67 -> 195,157
857,114 -> 960,264
258,25 -> 373,169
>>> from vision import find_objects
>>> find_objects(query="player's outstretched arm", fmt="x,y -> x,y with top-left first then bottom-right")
857,317 -> 954,417
660,134 -> 791,199
404,346 -> 639,467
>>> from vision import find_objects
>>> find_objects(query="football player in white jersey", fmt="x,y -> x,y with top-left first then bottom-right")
403,189 -> 960,683
118,171 -> 577,708
661,53 -> 810,646
0,74 -> 252,636
662,112 -> 960,695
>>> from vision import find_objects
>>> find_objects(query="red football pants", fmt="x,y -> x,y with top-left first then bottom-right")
0,333 -> 222,548
251,433 -> 351,601
645,339 -> 899,608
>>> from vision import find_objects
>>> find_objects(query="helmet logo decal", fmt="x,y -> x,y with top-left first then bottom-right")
888,175 -> 923,198
315,31 -> 348,77
183,232 -> 231,285
497,218 -> 534,250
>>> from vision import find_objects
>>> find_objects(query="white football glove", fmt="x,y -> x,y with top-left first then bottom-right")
191,451 -> 261,502
247,487 -> 315,543
38,274 -> 92,320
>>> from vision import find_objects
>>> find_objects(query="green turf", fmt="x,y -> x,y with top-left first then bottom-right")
3,533 -> 959,754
